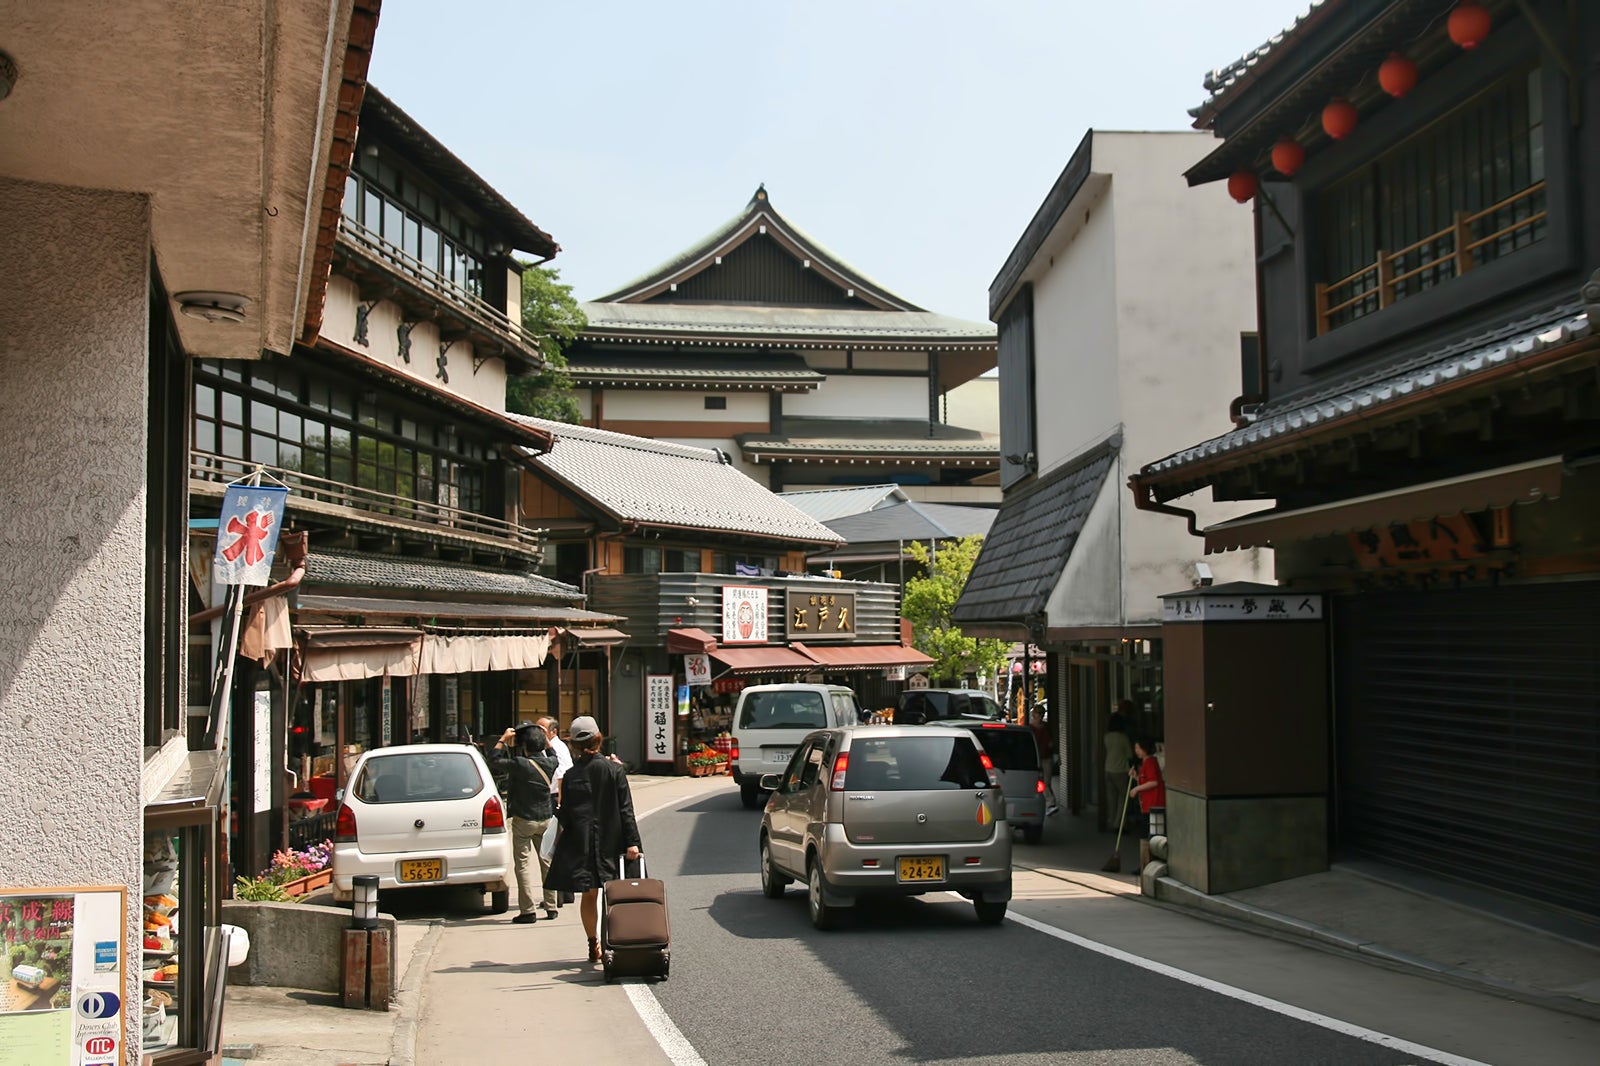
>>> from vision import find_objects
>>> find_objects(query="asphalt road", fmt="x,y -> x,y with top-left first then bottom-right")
367,778 -> 1600,1066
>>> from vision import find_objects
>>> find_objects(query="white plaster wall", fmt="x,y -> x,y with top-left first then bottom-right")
503,265 -> 521,324
901,484 -> 1002,505
944,375 -> 999,434
323,275 -> 509,411
575,390 -> 594,419
0,178 -> 149,1018
603,390 -> 767,421
659,438 -> 764,481
850,351 -> 927,372
806,351 -> 849,369
1031,179 -> 1121,477
1093,133 -> 1273,619
787,376 -> 924,419
1047,462 -> 1124,626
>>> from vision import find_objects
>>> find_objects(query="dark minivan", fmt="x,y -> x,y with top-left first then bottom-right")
895,688 -> 1006,725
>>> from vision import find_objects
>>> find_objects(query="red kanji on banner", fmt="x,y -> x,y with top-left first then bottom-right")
221,509 -> 276,567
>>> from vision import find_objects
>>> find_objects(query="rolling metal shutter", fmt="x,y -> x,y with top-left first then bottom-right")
1333,581 -> 1600,917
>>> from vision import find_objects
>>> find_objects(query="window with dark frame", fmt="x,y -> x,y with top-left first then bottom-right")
345,146 -> 488,298
704,395 -> 727,410
1315,66 -> 1546,335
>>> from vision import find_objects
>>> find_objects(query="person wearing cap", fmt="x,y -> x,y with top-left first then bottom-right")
490,723 -> 560,922
544,715 -> 641,964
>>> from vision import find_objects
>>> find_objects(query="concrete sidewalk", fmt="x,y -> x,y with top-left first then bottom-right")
220,774 -> 1600,1063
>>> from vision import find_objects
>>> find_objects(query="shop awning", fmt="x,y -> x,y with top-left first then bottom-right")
558,627 -> 630,647
710,645 -> 817,674
418,633 -> 552,673
295,627 -> 552,680
666,627 -> 719,655
1202,456 -> 1565,553
793,643 -> 936,670
294,593 -> 621,626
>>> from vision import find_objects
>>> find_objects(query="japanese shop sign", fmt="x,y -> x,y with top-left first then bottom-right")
683,654 -> 711,686
1163,592 -> 1323,623
784,591 -> 855,641
0,885 -> 126,1066
1348,514 -> 1488,570
645,674 -> 675,765
720,586 -> 768,645
213,484 -> 289,586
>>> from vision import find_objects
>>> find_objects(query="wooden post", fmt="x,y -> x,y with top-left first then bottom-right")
1376,251 -> 1393,309
1453,211 -> 1473,276
340,929 -> 368,1009
1314,283 -> 1330,336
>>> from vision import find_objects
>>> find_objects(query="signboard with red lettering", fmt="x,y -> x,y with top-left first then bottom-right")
214,484 -> 290,586
645,674 -> 675,766
720,586 -> 768,645
0,885 -> 126,1065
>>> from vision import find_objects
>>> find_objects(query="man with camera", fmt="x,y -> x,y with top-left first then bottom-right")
490,723 -> 560,923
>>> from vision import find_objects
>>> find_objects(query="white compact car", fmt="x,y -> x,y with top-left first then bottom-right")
731,683 -> 862,809
331,743 -> 512,912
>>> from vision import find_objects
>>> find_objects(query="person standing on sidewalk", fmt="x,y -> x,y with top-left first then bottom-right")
545,716 -> 641,964
538,715 -> 573,784
1128,735 -> 1166,873
490,724 -> 560,923
1102,703 -> 1135,832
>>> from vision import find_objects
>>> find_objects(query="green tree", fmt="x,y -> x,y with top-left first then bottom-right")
900,535 -> 1011,687
507,263 -> 586,423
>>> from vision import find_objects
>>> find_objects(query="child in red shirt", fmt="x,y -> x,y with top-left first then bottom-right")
1128,737 -> 1165,873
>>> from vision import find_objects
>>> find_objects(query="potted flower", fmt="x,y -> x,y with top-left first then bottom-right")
262,839 -> 333,897
685,745 -> 726,777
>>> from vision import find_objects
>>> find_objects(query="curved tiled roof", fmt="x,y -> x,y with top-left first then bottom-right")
513,415 -> 844,545
741,419 -> 1000,461
577,302 -> 996,350
1141,303 -> 1592,480
564,352 -> 826,390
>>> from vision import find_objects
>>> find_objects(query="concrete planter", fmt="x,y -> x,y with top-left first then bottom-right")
221,900 -> 396,997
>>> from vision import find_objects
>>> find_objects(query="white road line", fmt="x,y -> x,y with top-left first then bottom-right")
1003,907 -> 1493,1066
624,982 -> 709,1066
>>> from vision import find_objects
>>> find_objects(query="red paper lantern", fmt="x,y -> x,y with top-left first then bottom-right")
1448,2 -> 1491,50
1322,97 -> 1359,140
1271,137 -> 1306,177
1226,169 -> 1259,203
1378,52 -> 1418,98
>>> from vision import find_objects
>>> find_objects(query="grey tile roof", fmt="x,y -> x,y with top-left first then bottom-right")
779,485 -> 909,522
577,302 -> 996,348
953,444 -> 1117,626
1141,303 -> 1592,479
741,419 -> 1000,459
564,352 -> 826,388
512,416 -> 845,545
824,501 -> 997,545
306,549 -> 583,602
1189,1 -> 1332,126
296,594 -> 618,625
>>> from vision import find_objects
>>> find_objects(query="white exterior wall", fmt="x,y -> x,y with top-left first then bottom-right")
944,375 -> 999,435
0,178 -> 149,1018
1031,175 -> 1122,477
787,375 -> 924,419
848,351 -> 926,372
322,275 -> 510,412
602,390 -> 767,422
1096,133 -> 1271,621
658,437 -> 765,482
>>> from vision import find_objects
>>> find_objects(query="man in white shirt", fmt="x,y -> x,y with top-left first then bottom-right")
538,716 -> 572,783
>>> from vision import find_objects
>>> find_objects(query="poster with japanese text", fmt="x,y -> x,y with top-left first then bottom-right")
720,585 -> 768,645
645,674 -> 675,765
0,886 -> 126,1066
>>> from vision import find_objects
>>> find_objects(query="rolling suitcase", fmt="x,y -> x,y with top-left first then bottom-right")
600,854 -> 670,982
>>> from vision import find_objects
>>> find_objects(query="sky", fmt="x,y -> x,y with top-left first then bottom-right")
367,0 -> 1313,324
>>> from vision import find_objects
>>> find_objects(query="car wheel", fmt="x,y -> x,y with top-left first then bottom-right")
807,858 -> 841,931
488,888 -> 509,914
760,836 -> 789,899
1022,825 -> 1043,845
974,899 -> 1007,925
740,780 -> 763,809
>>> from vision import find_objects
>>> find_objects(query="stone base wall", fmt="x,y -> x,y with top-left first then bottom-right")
1167,789 -> 1328,894
222,901 -> 396,996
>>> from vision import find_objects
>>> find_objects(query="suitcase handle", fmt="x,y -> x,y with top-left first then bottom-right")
618,852 -> 646,879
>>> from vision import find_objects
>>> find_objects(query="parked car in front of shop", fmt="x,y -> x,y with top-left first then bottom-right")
926,720 -> 1047,843
757,724 -> 1013,929
894,688 -> 1006,724
331,743 -> 512,913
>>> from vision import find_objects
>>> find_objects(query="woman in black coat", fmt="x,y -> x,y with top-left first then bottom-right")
545,715 -> 641,963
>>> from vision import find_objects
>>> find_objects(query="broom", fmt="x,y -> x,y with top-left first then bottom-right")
1101,775 -> 1134,872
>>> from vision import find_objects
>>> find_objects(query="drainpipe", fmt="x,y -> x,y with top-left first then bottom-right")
1128,478 -> 1203,539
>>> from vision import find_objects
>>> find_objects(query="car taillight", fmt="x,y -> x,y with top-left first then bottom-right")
980,723 -> 1006,729
335,803 -> 357,842
1035,777 -> 1047,794
729,739 -> 740,762
978,751 -> 999,788
482,793 -> 506,833
830,751 -> 850,791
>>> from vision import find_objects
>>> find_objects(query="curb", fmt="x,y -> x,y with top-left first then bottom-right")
388,919 -> 445,1066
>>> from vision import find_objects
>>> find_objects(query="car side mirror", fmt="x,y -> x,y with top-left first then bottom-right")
759,773 -> 780,792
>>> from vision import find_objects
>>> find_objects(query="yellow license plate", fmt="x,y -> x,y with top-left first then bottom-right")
398,859 -> 442,882
897,856 -> 945,883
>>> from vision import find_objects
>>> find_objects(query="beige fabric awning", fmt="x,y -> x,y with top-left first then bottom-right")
418,633 -> 552,673
296,628 -> 550,681
1203,456 -> 1565,553
300,640 -> 422,682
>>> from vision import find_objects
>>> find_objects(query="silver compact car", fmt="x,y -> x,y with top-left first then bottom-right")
927,720 -> 1047,844
757,725 -> 1013,928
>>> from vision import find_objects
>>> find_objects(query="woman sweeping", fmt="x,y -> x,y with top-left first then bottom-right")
544,715 -> 641,963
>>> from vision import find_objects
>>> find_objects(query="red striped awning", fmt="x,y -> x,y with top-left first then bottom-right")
792,643 -> 935,669
709,646 -> 815,674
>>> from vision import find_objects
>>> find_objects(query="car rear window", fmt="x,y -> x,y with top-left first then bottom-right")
969,727 -> 1039,771
739,690 -> 828,730
843,736 -> 988,791
353,752 -> 484,803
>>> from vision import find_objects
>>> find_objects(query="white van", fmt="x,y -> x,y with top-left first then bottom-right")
731,683 -> 861,808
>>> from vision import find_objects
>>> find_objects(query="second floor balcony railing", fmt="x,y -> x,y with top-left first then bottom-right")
190,449 -> 542,556
1316,181 -> 1547,336
335,217 -> 543,365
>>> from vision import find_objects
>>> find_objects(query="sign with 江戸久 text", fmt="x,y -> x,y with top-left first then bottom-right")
784,591 -> 855,641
